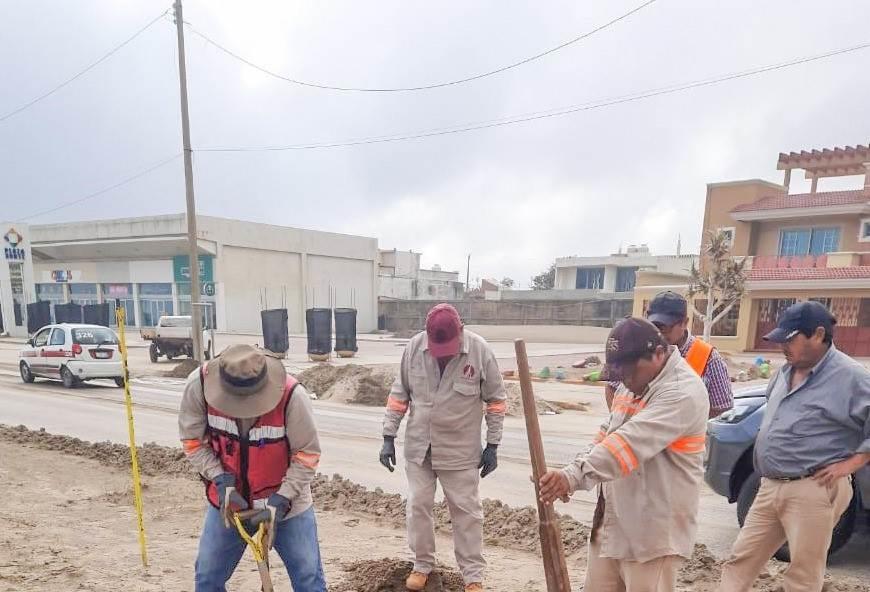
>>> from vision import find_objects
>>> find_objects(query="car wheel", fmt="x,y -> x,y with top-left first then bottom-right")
149,343 -> 159,363
60,366 -> 77,389
19,361 -> 34,383
166,353 -> 175,361
736,471 -> 858,562
114,377 -> 126,388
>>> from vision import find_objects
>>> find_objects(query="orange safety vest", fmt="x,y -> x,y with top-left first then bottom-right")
684,338 -> 714,376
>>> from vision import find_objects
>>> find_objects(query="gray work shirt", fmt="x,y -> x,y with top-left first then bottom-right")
755,345 -> 870,479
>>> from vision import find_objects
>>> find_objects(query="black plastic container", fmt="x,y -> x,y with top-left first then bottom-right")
55,303 -> 84,324
334,308 -> 358,353
27,301 -> 51,334
306,308 -> 332,355
83,303 -> 111,327
261,308 -> 289,354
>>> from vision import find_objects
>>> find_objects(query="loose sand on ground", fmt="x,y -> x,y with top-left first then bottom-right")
1,426 -> 867,591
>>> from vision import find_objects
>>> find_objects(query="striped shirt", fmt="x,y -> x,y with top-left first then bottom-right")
609,334 -> 733,414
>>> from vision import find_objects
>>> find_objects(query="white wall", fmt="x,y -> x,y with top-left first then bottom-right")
307,255 -> 375,331
555,266 -> 577,289
219,246 -> 303,334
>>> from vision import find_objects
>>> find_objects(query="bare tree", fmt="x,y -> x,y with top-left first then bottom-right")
687,230 -> 747,342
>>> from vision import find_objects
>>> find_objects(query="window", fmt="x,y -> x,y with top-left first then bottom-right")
72,327 -> 118,345
139,283 -> 173,327
576,267 -> 604,290
859,218 -> 870,243
36,284 -> 66,323
69,283 -> 98,305
615,267 -> 638,292
779,227 -> 840,256
718,227 -> 735,247
32,328 -> 51,347
102,284 -> 135,327
49,329 -> 66,346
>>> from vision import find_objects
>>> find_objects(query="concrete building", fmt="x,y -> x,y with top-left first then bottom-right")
378,249 -> 464,300
634,143 -> 870,356
0,223 -> 35,337
555,245 -> 696,294
2,214 -> 379,336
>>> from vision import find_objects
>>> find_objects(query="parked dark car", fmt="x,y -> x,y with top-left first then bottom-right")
705,385 -> 869,561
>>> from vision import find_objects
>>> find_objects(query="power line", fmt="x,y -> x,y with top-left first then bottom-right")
185,0 -> 657,92
197,40 -> 870,152
0,9 -> 169,123
17,154 -> 181,221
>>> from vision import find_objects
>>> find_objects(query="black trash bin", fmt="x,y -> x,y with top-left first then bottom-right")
334,308 -> 358,357
261,308 -> 289,355
83,303 -> 111,327
27,301 -> 51,334
306,308 -> 332,357
55,303 -> 84,324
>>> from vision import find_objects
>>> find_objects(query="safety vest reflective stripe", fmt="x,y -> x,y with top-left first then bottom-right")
207,414 -> 239,436
248,425 -> 286,441
685,339 -> 714,376
386,395 -> 409,414
602,432 -> 639,475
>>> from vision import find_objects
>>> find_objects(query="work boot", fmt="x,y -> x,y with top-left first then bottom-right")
465,584 -> 483,591
405,571 -> 428,591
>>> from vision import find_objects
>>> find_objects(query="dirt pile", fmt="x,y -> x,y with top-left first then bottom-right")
0,425 -> 193,478
332,559 -> 464,592
164,358 -> 200,378
504,383 -> 560,416
297,364 -> 394,405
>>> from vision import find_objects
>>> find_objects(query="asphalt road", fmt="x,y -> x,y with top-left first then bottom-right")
0,369 -> 866,579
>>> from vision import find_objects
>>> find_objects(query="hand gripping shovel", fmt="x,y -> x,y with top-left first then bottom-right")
233,509 -> 274,592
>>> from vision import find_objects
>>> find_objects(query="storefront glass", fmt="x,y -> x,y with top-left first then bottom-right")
101,283 -> 135,327
139,283 -> 173,327
69,283 -> 98,305
178,282 -> 216,329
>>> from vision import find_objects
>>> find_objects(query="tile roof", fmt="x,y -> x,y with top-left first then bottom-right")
778,144 -> 870,165
748,267 -> 870,281
732,189 -> 869,213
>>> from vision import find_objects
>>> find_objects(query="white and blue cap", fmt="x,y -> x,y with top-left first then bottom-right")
763,301 -> 836,343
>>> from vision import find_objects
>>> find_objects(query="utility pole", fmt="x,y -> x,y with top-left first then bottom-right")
173,0 -> 203,362
465,254 -> 471,295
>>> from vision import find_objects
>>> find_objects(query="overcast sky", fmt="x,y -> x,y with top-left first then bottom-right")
3,0 -> 869,287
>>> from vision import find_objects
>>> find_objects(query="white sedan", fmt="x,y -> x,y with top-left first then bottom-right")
19,324 -> 126,388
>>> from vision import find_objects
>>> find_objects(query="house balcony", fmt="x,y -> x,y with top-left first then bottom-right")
743,252 -> 870,289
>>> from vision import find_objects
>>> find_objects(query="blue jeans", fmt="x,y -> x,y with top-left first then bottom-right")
195,504 -> 327,591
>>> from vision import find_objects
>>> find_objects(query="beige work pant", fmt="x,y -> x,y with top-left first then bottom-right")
584,536 -> 682,592
718,476 -> 852,592
405,457 -> 484,584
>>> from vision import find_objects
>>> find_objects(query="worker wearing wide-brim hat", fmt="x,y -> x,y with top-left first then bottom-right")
380,303 -> 508,592
179,344 -> 326,591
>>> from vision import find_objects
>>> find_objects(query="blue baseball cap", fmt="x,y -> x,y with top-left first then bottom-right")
763,301 -> 836,343
646,291 -> 688,326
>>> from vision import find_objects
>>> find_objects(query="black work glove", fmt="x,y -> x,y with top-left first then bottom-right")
249,493 -> 291,550
479,443 -> 498,478
214,472 -> 248,528
379,436 -> 396,472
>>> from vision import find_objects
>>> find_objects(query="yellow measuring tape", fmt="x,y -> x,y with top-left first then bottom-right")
116,306 -> 148,567
233,513 -> 268,563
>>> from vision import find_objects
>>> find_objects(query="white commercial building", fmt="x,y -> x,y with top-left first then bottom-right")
0,214 -> 379,336
555,245 -> 697,294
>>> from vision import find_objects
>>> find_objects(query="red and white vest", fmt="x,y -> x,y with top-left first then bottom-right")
201,364 -> 298,509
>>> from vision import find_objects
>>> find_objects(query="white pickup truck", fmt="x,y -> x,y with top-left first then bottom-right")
143,315 -> 214,362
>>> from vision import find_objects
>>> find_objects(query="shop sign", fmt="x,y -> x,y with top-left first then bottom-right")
3,228 -> 26,261
50,270 -> 77,283
173,255 -> 213,283
106,284 -> 131,296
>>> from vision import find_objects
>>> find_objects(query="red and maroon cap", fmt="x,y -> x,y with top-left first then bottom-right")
426,303 -> 463,358
601,317 -> 667,381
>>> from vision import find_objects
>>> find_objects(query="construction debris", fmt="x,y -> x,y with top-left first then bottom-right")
296,364 -> 394,405
164,358 -> 200,379
333,559 -> 464,592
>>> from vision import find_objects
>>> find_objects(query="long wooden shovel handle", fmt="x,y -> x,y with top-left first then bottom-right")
515,339 -> 572,592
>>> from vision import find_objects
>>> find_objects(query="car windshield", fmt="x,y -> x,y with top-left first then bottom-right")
72,327 -> 118,345
161,317 -> 191,327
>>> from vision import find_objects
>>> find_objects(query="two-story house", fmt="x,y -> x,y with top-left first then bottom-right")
701,144 -> 870,356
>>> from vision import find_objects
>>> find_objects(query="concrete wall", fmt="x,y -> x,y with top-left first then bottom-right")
486,289 -> 623,301
555,266 -> 577,290
219,246 -> 303,333
379,299 -> 633,332
307,255 -> 376,331
29,214 -> 187,243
